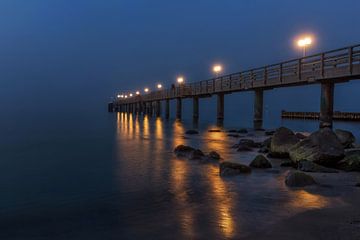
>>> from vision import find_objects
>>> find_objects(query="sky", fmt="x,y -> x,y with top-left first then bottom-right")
1,0 -> 360,123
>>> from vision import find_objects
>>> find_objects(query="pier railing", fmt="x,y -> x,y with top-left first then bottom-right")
117,43 -> 360,104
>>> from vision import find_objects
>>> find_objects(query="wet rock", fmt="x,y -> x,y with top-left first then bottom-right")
208,151 -> 221,160
185,129 -> 199,135
265,130 -> 275,136
289,128 -> 345,167
174,145 -> 196,158
209,129 -> 222,132
295,132 -> 307,140
337,150 -> 360,171
227,129 -> 237,133
250,155 -> 272,168
335,129 -> 356,148
219,162 -> 251,176
227,134 -> 240,138
356,183 -> 360,187
270,127 -> 300,158
189,149 -> 205,160
239,139 -> 261,148
238,128 -> 248,134
298,160 -> 338,173
280,160 -> 297,168
247,133 -> 255,137
262,137 -> 272,148
258,147 -> 269,154
285,171 -> 316,187
237,143 -> 253,152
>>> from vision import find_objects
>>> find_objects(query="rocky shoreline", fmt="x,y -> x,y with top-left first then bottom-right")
176,127 -> 360,188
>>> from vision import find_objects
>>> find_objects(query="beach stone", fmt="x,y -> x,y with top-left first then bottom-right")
237,143 -> 253,152
227,129 -> 237,133
265,130 -> 275,136
227,134 -> 240,138
289,128 -> 345,167
250,155 -> 272,168
208,151 -> 221,160
238,128 -> 248,134
189,149 -> 205,160
219,162 -> 251,176
239,139 -> 261,148
270,127 -> 300,158
285,171 -> 316,187
262,137 -> 272,148
335,129 -> 355,148
258,147 -> 269,153
280,160 -> 297,168
298,160 -> 338,173
174,145 -> 196,158
185,129 -> 199,135
337,150 -> 360,171
295,132 -> 307,140
209,129 -> 222,132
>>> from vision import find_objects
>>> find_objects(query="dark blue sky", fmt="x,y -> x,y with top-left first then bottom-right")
1,0 -> 360,121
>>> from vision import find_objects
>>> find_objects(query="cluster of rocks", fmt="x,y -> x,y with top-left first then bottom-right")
174,145 -> 221,163
177,125 -> 359,188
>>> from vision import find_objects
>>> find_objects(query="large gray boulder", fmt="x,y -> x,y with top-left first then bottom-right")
337,150 -> 360,171
285,171 -> 316,187
250,155 -> 272,168
289,128 -> 345,167
219,162 -> 251,176
335,129 -> 355,148
270,127 -> 300,158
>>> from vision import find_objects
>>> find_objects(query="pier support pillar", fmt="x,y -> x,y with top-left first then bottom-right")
176,98 -> 182,120
156,100 -> 161,117
165,99 -> 170,119
149,102 -> 153,116
193,97 -> 199,121
320,82 -> 334,128
217,93 -> 224,124
253,89 -> 264,130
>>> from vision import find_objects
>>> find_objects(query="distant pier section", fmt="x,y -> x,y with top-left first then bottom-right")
282,110 -> 360,121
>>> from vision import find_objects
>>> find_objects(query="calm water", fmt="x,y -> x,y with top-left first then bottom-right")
0,109 -> 359,239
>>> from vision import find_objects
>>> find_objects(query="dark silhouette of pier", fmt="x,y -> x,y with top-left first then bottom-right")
109,44 -> 360,129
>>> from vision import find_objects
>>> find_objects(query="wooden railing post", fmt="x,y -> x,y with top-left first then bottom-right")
298,59 -> 302,80
279,63 -> 283,83
321,53 -> 325,78
264,67 -> 268,85
349,47 -> 353,74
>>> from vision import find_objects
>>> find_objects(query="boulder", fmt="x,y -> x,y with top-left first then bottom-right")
289,128 -> 345,167
189,149 -> 205,160
209,129 -> 222,132
219,162 -> 251,176
227,134 -> 240,138
285,171 -> 316,187
239,139 -> 261,148
250,155 -> 272,168
262,137 -> 272,148
258,147 -> 269,154
174,145 -> 196,158
356,183 -> 360,187
337,150 -> 360,171
238,128 -> 248,134
280,160 -> 297,168
227,129 -> 237,133
208,151 -> 221,160
270,127 -> 300,158
298,160 -> 338,173
335,129 -> 355,148
295,132 -> 307,140
265,130 -> 275,136
185,129 -> 199,135
237,143 -> 253,152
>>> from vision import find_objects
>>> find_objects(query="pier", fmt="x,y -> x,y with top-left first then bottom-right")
282,110 -> 360,121
110,44 -> 360,129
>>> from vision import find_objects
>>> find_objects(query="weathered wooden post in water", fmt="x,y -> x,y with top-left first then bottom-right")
176,98 -> 182,119
217,93 -> 224,124
319,82 -> 334,128
193,97 -> 199,121
253,89 -> 264,130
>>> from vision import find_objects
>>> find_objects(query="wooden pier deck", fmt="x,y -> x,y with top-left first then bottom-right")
111,43 -> 360,129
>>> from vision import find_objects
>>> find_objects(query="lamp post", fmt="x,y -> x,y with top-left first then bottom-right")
297,37 -> 312,57
144,88 -> 149,93
157,84 -> 162,89
177,76 -> 184,85
213,64 -> 223,77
